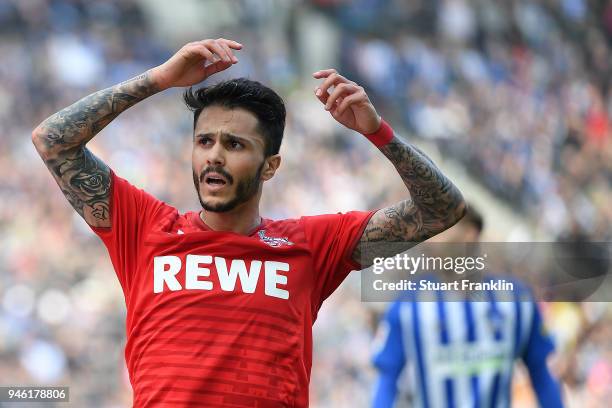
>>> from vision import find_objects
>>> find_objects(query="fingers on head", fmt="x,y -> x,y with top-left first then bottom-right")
193,44 -> 214,61
335,92 -> 364,115
211,41 -> 233,63
324,82 -> 349,109
325,83 -> 360,110
315,88 -> 329,104
184,42 -> 208,59
217,38 -> 243,50
219,42 -> 239,63
194,39 -> 230,63
313,68 -> 337,78
318,72 -> 356,96
319,72 -> 341,92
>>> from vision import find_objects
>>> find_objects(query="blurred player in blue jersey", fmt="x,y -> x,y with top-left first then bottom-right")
372,206 -> 564,408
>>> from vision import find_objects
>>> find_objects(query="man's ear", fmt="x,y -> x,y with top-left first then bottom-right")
261,154 -> 281,181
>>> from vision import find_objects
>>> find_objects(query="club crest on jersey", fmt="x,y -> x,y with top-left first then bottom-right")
258,230 -> 293,247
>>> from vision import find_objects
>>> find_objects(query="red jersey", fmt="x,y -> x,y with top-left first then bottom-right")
90,171 -> 374,407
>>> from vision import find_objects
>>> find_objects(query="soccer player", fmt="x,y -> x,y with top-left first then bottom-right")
31,38 -> 465,407
372,206 -> 564,408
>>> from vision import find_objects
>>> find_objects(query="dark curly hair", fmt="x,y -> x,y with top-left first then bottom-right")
184,78 -> 286,157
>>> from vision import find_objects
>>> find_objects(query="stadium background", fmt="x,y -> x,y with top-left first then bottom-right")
0,0 -> 610,406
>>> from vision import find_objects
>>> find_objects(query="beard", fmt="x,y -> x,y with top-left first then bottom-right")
192,162 -> 264,213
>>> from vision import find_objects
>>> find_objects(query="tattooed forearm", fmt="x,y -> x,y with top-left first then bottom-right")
31,71 -> 158,227
378,137 -> 465,239
49,147 -> 111,225
32,71 -> 159,152
354,134 -> 465,263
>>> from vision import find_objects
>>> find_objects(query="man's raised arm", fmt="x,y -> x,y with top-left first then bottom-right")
31,72 -> 159,227
31,38 -> 242,228
312,69 -> 465,265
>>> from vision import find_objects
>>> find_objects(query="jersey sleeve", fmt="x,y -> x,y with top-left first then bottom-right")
372,302 -> 406,408
522,303 -> 564,408
301,210 -> 375,307
522,302 -> 555,363
88,170 -> 167,294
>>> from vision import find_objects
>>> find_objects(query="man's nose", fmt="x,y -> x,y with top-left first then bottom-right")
206,143 -> 225,166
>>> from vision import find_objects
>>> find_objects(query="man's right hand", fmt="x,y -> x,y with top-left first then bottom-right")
150,38 -> 242,90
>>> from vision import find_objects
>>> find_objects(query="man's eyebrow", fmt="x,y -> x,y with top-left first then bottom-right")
195,132 -> 252,143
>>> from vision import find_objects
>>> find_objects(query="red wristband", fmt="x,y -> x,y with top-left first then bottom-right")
364,118 -> 394,147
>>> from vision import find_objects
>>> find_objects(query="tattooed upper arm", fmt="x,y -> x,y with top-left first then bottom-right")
30,72 -> 158,228
43,146 -> 112,228
353,198 -> 466,266
352,199 -> 421,266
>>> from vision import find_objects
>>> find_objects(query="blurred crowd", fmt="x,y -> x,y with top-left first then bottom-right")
0,0 -> 610,407
318,0 -> 612,241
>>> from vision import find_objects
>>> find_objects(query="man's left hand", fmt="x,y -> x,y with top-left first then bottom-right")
313,69 -> 381,134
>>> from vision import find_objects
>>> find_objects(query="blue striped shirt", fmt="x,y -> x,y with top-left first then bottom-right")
372,281 -> 563,408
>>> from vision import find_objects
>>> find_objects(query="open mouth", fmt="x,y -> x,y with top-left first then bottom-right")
204,174 -> 228,186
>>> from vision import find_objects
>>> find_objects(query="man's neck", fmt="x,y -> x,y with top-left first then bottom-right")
200,204 -> 262,235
